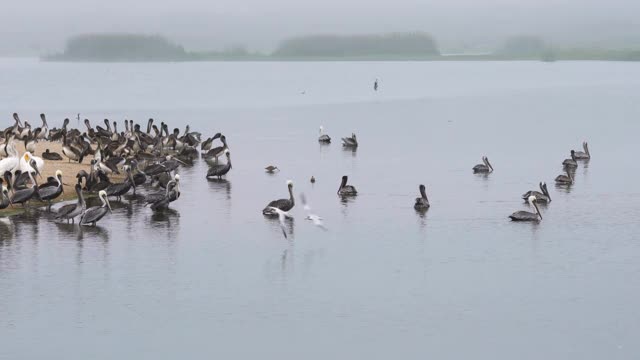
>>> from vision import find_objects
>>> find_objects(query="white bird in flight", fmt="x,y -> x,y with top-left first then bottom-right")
267,206 -> 292,239
300,193 -> 327,231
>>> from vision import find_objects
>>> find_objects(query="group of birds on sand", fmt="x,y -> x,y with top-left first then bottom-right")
509,141 -> 591,222
1,114 -> 190,225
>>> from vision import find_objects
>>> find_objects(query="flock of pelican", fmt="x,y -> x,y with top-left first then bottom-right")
1,114 -> 189,225
0,113 -> 592,233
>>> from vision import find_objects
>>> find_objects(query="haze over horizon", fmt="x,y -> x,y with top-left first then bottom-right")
3,0 -> 640,55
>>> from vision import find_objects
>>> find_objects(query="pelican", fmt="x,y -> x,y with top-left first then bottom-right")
473,156 -> 493,173
318,126 -> 331,143
0,185 -> 10,210
24,129 -> 40,153
266,206 -> 292,239
80,190 -> 111,226
19,152 -> 44,174
337,175 -> 357,196
341,133 -> 358,147
300,193 -> 327,231
56,184 -> 85,223
9,159 -> 40,208
310,176 -> 316,184
35,113 -> 48,140
555,168 -> 574,185
62,133 -> 83,163
574,141 -> 591,160
509,196 -> 542,222
150,179 -> 180,211
265,165 -> 279,173
0,140 -> 19,175
522,182 -> 551,203
204,135 -> 229,162
562,150 -> 578,168
206,150 -> 232,179
263,180 -> 294,215
106,166 -> 136,200
201,133 -> 221,152
42,149 -> 63,161
414,184 -> 430,210
38,170 -> 64,210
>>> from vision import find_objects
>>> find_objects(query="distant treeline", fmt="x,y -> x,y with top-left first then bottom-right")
47,34 -> 189,61
272,32 -> 440,57
44,33 -> 640,62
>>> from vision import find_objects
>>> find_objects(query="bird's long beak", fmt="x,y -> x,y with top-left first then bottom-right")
106,199 -> 112,213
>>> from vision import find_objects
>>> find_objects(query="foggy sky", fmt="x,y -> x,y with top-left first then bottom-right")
3,0 -> 640,55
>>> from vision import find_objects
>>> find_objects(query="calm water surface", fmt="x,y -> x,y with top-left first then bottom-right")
1,59 -> 640,359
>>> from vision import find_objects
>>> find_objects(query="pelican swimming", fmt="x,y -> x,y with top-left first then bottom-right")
145,175 -> 180,210
318,126 -> 331,143
414,184 -> 430,210
263,180 -> 295,215
522,182 -> 551,203
56,184 -> 85,223
337,175 -> 357,196
509,196 -> 542,222
473,156 -> 494,173
574,141 -> 591,160
80,190 -> 111,226
206,150 -> 232,179
9,159 -> 40,208
562,150 -> 578,168
555,168 -> 574,185
42,149 -> 63,161
38,170 -> 64,210
341,133 -> 358,147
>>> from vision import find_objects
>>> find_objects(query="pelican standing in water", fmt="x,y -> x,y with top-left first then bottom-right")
509,196 -> 543,221
56,184 -> 86,223
555,168 -> 574,185
318,126 -> 331,143
562,150 -> 578,168
473,156 -> 494,173
574,141 -> 591,160
80,190 -> 111,226
337,175 -> 357,196
414,184 -> 430,210
206,150 -> 232,179
522,182 -> 551,203
263,180 -> 295,215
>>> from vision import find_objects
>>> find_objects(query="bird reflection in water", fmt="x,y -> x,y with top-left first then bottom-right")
265,215 -> 294,240
207,178 -> 232,200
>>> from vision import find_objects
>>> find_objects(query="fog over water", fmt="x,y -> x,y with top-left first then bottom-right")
3,0 -> 640,54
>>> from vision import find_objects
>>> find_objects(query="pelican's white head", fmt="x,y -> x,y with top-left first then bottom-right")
287,180 -> 293,186
174,174 -> 180,181
528,195 -> 537,204
55,170 -> 63,177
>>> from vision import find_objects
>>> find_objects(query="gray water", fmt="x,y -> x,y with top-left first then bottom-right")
1,59 -> 640,359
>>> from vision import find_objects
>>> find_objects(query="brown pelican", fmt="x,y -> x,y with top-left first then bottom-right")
56,184 -> 86,223
509,196 -> 542,221
24,129 -> 40,153
80,190 -> 111,226
206,150 -> 232,179
263,180 -> 294,215
204,135 -> 229,162
105,166 -> 136,200
562,150 -> 578,168
522,182 -> 551,203
310,176 -> 316,184
318,126 -> 331,143
265,165 -> 279,173
0,184 -> 10,210
574,141 -> 591,160
35,113 -> 48,140
42,149 -> 63,161
9,159 -> 40,207
201,133 -> 221,152
555,168 -> 574,185
473,156 -> 494,173
145,177 -> 180,210
62,133 -> 83,163
414,184 -> 430,210
38,170 -> 64,210
337,175 -> 357,196
341,133 -> 358,147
